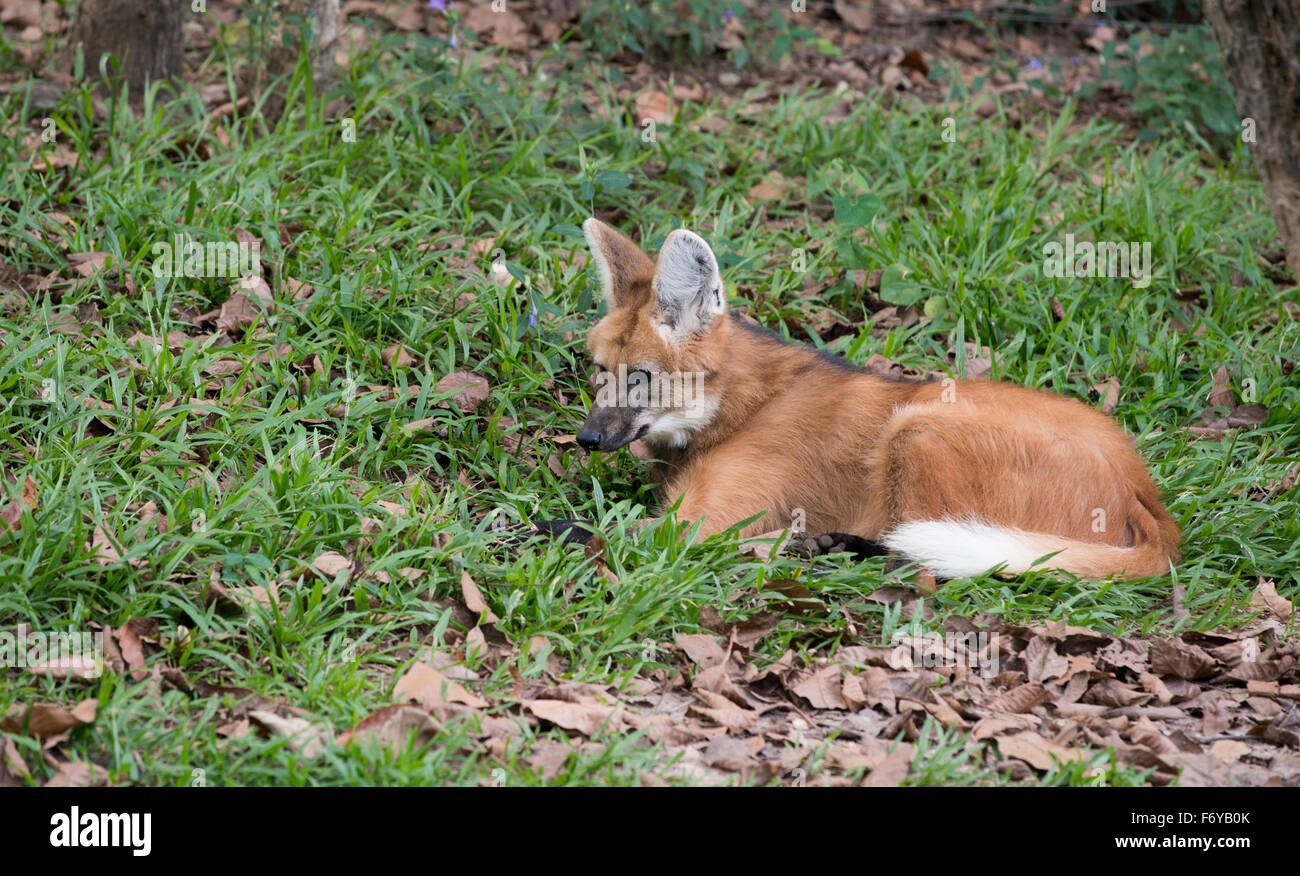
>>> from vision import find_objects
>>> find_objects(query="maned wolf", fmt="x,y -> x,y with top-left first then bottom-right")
575,218 -> 1180,580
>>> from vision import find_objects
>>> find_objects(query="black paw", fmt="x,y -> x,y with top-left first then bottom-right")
491,518 -> 599,548
791,532 -> 890,561
528,518 -> 599,546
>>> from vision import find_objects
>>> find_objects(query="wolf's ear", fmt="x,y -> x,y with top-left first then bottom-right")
583,218 -> 655,310
652,229 -> 727,341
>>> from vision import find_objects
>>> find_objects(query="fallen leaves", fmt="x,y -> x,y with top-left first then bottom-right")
1252,579 -> 1294,622
461,2 -> 529,51
215,290 -> 259,333
436,371 -> 490,414
67,250 -> 112,278
248,710 -> 330,759
311,550 -> 353,582
381,344 -> 415,368
833,0 -> 873,32
394,660 -> 489,710
1189,365 -> 1269,438
336,705 -> 441,753
525,699 -> 625,735
2,698 -> 97,737
460,569 -> 499,623
1090,376 -> 1121,414
747,171 -> 792,202
997,732 -> 1088,771
0,735 -> 32,786
634,89 -> 672,125
0,475 -> 37,532
45,760 -> 110,787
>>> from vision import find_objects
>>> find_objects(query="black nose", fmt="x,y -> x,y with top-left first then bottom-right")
576,430 -> 602,450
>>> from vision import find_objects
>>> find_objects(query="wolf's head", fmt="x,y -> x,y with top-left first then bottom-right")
576,218 -> 726,452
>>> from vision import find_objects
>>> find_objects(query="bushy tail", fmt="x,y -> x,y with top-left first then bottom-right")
882,519 -> 1175,580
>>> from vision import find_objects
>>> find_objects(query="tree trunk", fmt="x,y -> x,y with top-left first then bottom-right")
1204,0 -> 1300,282
68,0 -> 184,95
239,0 -> 340,122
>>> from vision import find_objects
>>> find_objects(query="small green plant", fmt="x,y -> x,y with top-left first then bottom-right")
1086,25 -> 1240,154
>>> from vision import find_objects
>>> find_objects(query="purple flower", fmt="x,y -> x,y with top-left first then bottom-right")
1027,56 -> 1042,71
449,33 -> 458,48
723,9 -> 735,18
528,301 -> 538,327
429,0 -> 450,10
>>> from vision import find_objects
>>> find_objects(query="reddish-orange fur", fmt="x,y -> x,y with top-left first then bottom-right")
579,220 -> 1181,580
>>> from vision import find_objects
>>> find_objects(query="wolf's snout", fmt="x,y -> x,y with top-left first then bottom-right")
576,429 -> 603,450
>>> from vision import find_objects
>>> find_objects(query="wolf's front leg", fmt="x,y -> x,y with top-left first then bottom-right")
664,475 -> 790,539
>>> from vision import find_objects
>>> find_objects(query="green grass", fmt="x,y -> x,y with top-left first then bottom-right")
0,27 -> 1296,786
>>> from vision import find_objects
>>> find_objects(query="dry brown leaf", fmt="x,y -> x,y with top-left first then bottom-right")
311,551 -> 352,581
760,576 -> 825,615
68,251 -> 111,278
676,633 -> 727,669
381,344 -> 415,368
0,475 -> 38,532
248,710 -> 329,758
1023,637 -> 1069,683
833,0 -> 873,31
984,681 -> 1047,714
791,665 -> 849,710
1,698 -> 97,737
462,3 -> 529,51
460,569 -> 499,623
287,277 -> 314,301
859,666 -> 896,713
237,274 -> 273,304
971,715 -> 1035,741
1149,638 -> 1217,680
46,760 -> 109,787
691,664 -> 752,710
394,661 -> 488,709
1208,365 -> 1236,407
0,0 -> 43,29
686,698 -> 758,731
525,699 -> 624,735
701,735 -> 757,772
203,358 -> 243,377
1250,579 -> 1293,621
635,90 -> 671,125
997,732 -> 1088,771
1208,739 -> 1251,762
336,704 -> 441,752
748,171 -> 788,202
216,291 -> 258,333
117,621 -> 147,681
862,743 -> 912,787
90,526 -> 121,566
437,371 -> 490,414
1091,377 -> 1121,414
0,734 -> 31,785
951,341 -> 994,380
1128,716 -> 1181,755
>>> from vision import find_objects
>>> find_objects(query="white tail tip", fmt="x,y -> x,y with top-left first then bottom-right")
882,519 -> 1062,579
